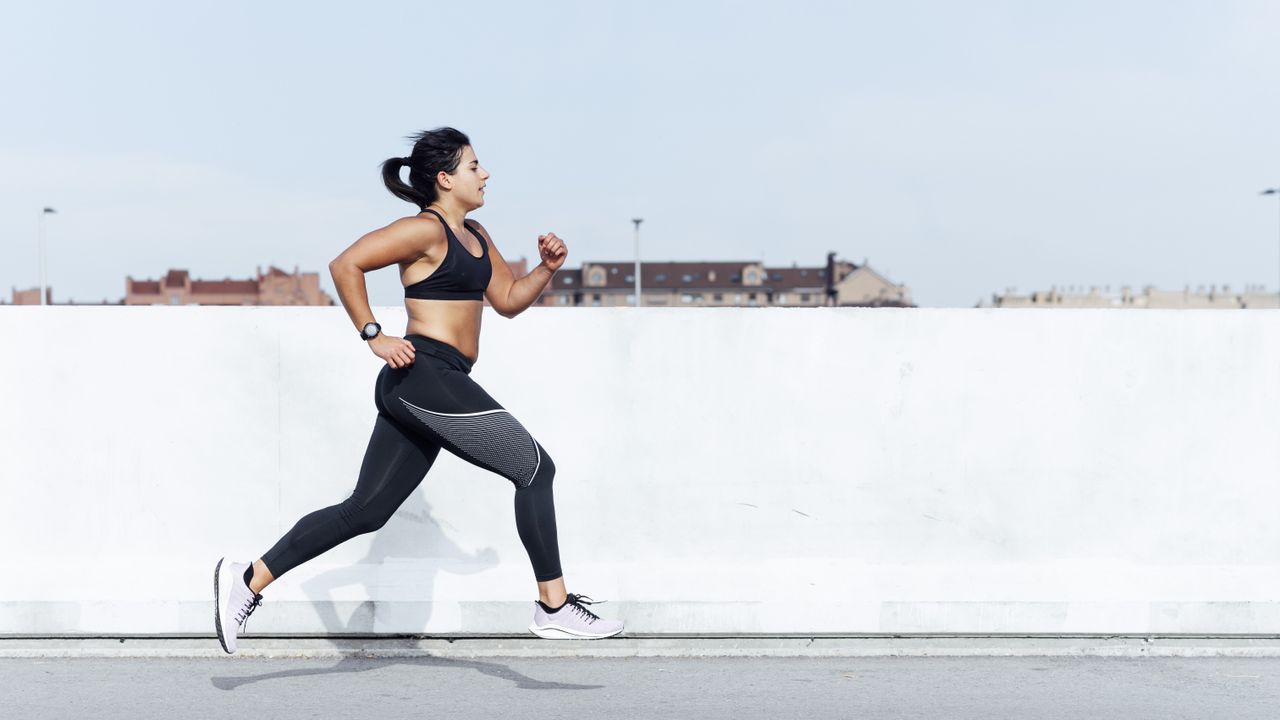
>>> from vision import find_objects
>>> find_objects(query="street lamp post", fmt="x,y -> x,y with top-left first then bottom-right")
38,207 -> 56,306
631,218 -> 643,307
1263,188 -> 1279,303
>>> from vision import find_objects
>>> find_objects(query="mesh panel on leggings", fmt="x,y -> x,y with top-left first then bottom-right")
399,400 -> 541,488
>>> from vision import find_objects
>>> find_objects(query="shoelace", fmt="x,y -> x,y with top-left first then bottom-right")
564,593 -> 605,623
236,593 -> 264,631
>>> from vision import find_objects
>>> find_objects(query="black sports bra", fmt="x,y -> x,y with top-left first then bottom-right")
404,209 -> 492,301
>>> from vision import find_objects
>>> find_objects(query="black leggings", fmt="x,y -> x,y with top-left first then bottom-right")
260,334 -> 561,582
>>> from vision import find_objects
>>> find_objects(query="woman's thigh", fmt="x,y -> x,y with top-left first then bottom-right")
377,359 -> 545,488
349,412 -> 443,519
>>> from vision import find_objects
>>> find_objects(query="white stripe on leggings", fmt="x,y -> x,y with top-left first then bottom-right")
399,399 -> 542,487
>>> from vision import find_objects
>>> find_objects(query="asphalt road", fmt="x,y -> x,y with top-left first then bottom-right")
6,655 -> 1279,719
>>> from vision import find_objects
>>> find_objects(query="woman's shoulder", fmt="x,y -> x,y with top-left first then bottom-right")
358,214 -> 447,259
384,213 -> 447,240
462,217 -> 493,243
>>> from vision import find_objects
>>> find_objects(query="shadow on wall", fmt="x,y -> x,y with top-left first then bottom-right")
299,493 -> 498,635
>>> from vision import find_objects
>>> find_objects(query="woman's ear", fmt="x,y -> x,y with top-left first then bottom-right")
436,171 -> 452,191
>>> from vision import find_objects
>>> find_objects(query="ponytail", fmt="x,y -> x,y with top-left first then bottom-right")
381,156 -> 432,209
380,127 -> 471,210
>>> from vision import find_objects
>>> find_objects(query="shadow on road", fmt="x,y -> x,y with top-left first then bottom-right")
210,654 -> 604,691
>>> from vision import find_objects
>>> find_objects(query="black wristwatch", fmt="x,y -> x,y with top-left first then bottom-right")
360,322 -> 382,341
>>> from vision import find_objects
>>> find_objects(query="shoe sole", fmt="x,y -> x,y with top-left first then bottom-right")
528,623 -> 623,640
213,558 -> 233,654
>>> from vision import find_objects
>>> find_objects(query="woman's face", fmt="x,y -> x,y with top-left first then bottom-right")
441,145 -> 490,209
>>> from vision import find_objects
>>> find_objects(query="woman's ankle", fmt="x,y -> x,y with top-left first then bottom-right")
539,591 -> 567,608
536,575 -> 567,608
248,559 -> 274,594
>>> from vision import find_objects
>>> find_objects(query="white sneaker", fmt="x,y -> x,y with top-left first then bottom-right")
214,557 -> 263,654
529,593 -> 624,639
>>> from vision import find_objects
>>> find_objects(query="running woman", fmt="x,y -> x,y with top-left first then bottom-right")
214,127 -> 623,653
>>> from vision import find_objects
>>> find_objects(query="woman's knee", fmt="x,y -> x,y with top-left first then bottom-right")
525,444 -> 555,488
339,497 -> 395,536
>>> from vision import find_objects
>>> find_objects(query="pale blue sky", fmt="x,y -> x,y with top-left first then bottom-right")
2,0 -> 1278,306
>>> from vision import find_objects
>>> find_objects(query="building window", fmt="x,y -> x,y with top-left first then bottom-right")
734,293 -> 742,304
610,267 -> 618,274
562,276 -> 574,285
170,294 -> 181,305
681,294 -> 693,303
745,270 -> 757,284
591,293 -> 601,306
778,294 -> 787,305
588,268 -> 606,286
655,273 -> 667,282
713,293 -> 723,302
682,274 -> 693,283
626,293 -> 635,304
625,275 -> 634,283
800,293 -> 811,303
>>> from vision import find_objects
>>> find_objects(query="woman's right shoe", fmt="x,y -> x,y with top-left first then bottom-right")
214,557 -> 264,654
529,593 -> 624,639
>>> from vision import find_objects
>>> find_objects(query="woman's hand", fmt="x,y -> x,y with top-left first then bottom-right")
369,334 -> 416,368
538,232 -> 568,272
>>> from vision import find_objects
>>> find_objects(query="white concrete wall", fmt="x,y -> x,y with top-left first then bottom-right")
1,306 -> 1278,636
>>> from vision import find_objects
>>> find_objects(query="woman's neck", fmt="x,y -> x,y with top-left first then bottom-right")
425,201 -> 467,231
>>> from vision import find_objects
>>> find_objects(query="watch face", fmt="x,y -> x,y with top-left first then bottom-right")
363,323 -> 378,338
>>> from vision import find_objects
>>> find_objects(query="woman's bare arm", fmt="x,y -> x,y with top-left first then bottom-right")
329,217 -> 443,331
471,220 -> 566,318
329,217 -> 444,368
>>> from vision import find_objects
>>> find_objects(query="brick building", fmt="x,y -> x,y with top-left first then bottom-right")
537,254 -> 913,308
125,266 -> 335,306
8,287 -> 52,305
6,287 -> 119,305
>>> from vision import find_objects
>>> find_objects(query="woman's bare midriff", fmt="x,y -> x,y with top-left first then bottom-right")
404,298 -> 484,362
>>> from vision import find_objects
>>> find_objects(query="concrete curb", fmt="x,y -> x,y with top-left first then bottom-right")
8,636 -> 1280,658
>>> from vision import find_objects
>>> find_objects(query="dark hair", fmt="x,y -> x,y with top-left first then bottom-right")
381,127 -> 471,209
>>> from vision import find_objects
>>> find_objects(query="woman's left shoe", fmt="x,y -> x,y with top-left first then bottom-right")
214,557 -> 264,654
529,593 -> 624,639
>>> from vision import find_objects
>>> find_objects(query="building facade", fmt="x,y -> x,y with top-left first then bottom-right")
537,254 -> 913,308
981,284 -> 1280,309
125,266 -> 335,306
5,287 -> 119,305
8,288 -> 51,305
